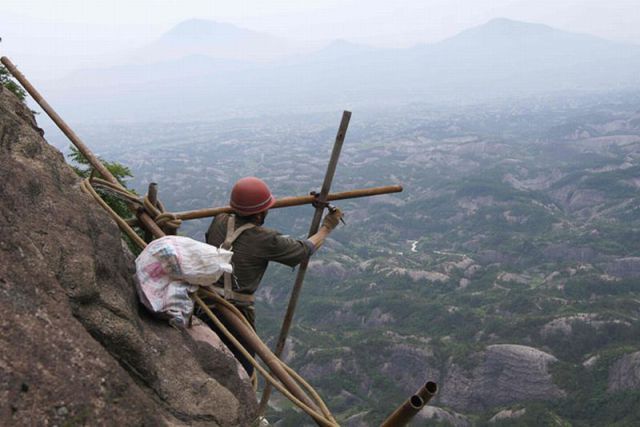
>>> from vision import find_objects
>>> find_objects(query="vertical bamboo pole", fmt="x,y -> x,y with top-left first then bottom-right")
145,183 -> 158,241
259,111 -> 351,413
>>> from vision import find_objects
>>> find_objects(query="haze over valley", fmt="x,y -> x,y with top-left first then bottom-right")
33,17 -> 640,123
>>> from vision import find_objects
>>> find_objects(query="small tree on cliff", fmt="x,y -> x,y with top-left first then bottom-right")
68,146 -> 146,252
0,65 -> 26,101
67,145 -> 135,220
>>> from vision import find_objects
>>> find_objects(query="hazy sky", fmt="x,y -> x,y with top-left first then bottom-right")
2,0 -> 640,80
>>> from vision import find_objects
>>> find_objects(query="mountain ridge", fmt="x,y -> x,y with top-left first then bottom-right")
42,17 -> 640,122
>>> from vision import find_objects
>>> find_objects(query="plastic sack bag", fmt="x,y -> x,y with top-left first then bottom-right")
135,236 -> 233,326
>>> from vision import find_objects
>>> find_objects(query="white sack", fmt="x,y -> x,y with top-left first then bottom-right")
135,236 -> 233,325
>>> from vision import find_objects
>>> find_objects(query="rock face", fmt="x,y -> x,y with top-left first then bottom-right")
416,406 -> 471,427
489,408 -> 526,423
608,351 -> 640,392
605,257 -> 640,279
440,344 -> 565,412
0,86 -> 257,425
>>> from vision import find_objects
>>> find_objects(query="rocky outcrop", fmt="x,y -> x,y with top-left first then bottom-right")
385,267 -> 450,283
476,250 -> 515,265
604,257 -> 640,279
541,244 -> 600,263
378,343 -> 438,396
0,86 -> 257,425
299,347 -> 358,380
541,314 -> 630,338
489,408 -> 526,423
416,406 -> 471,427
440,344 -> 564,412
608,351 -> 640,392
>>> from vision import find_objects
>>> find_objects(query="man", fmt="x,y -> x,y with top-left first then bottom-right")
196,176 -> 343,376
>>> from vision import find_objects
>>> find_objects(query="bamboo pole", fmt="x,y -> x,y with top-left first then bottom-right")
145,183 -> 158,241
213,303 -> 322,416
259,110 -> 351,414
170,185 -> 403,221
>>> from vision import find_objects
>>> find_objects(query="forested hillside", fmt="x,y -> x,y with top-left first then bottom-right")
54,91 -> 640,425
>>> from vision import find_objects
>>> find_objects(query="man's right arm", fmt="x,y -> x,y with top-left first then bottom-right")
307,208 -> 343,250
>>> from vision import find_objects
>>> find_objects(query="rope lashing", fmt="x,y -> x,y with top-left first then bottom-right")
197,289 -> 336,423
142,196 -> 182,229
80,178 -> 147,248
89,177 -> 182,230
194,294 -> 338,427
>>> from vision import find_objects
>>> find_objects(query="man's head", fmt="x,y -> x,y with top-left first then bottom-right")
230,177 -> 276,224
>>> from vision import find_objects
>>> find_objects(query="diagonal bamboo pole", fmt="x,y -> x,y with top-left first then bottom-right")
259,110 -> 351,414
1,56 -> 165,239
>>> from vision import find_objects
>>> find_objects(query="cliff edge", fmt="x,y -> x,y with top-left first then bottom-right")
0,85 -> 257,426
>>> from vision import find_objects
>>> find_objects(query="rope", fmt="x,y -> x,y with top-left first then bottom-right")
194,295 -> 338,427
90,177 -> 182,230
143,197 -> 182,229
80,179 -> 147,248
90,177 -> 142,204
198,289 -> 336,423
80,177 -> 338,426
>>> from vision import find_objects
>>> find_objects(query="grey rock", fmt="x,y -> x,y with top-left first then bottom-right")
489,408 -> 526,423
476,250 -> 514,265
416,406 -> 471,427
540,314 -> 597,337
542,244 -> 600,263
378,343 -> 439,396
440,344 -> 565,412
608,351 -> 640,392
541,314 -> 630,339
604,257 -> 640,279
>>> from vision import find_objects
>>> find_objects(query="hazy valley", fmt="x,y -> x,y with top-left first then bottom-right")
41,91 -> 640,425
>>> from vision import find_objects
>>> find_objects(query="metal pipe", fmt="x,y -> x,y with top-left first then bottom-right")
380,381 -> 438,427
380,395 -> 425,427
1,56 -> 165,239
213,303 -> 322,416
172,184 -> 403,221
259,110 -> 351,414
416,381 -> 438,406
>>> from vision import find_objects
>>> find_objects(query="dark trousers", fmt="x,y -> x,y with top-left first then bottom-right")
196,302 -> 256,377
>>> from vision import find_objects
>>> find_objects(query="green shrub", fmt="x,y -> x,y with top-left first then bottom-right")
0,65 -> 26,101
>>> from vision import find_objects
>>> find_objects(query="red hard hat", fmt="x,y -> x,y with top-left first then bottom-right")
230,177 -> 276,216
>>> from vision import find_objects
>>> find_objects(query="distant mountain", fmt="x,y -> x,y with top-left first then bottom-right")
135,19 -> 294,63
389,18 -> 640,99
443,17 -> 573,42
44,18 -> 640,122
305,39 -> 376,61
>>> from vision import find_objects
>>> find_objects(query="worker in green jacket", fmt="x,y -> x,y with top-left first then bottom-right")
197,176 -> 342,376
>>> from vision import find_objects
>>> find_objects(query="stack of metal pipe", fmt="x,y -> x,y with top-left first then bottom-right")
380,381 -> 438,427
